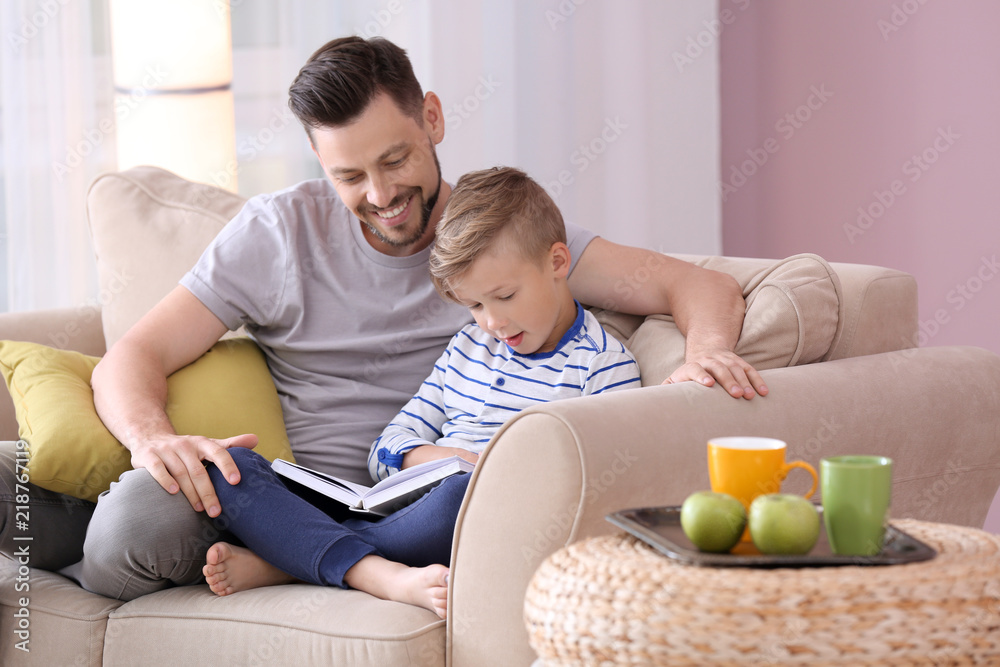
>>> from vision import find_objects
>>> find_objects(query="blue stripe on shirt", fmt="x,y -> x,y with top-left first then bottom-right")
368,303 -> 641,481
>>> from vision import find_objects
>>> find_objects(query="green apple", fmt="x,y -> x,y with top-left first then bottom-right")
748,493 -> 820,555
680,491 -> 747,553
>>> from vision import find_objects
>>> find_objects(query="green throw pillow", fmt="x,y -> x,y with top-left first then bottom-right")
0,337 -> 294,502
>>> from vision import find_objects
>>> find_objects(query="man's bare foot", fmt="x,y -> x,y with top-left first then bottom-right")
344,555 -> 450,619
202,542 -> 296,596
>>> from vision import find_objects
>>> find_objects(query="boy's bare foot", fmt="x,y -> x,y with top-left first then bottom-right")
202,542 -> 296,596
344,555 -> 450,619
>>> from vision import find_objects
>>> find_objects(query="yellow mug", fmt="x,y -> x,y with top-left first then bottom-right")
708,436 -> 818,511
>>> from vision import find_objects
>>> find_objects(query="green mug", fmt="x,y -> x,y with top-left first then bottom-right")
820,456 -> 893,556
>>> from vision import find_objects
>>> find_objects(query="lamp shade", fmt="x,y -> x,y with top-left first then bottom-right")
109,0 -> 232,90
109,0 -> 237,191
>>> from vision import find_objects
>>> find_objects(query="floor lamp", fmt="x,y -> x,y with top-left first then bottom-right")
109,0 -> 237,192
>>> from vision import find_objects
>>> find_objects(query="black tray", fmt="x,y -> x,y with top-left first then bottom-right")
606,505 -> 937,568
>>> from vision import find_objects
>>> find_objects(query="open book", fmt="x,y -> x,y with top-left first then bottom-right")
271,455 -> 475,517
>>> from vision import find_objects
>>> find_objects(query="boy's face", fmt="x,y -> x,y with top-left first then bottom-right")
310,92 -> 446,257
451,242 -> 577,355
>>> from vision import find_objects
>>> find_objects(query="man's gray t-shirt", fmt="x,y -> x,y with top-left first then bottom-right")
181,178 -> 596,485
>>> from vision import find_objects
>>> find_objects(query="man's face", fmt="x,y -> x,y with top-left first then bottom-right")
311,93 -> 445,256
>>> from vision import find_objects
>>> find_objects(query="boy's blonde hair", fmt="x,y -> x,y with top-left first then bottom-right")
430,167 -> 566,303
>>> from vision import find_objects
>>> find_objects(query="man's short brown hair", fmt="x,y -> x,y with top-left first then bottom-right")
430,167 -> 566,303
288,36 -> 424,141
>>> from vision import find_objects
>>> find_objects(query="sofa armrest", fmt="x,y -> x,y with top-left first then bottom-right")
447,346 -> 1000,666
0,306 -> 105,440
825,261 -> 917,360
669,254 -> 918,361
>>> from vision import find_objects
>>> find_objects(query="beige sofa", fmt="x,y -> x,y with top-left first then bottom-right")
2,167 -> 1000,666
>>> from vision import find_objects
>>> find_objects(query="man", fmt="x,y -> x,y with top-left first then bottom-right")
3,36 -> 765,600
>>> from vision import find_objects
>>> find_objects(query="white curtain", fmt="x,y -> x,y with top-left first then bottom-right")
231,0 -> 723,253
1,0 -> 109,312
421,0 -> 723,255
0,0 -> 720,314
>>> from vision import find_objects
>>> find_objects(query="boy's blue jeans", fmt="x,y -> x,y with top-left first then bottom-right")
206,447 -> 470,588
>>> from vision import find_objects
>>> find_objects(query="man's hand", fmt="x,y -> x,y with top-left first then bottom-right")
130,433 -> 259,517
567,240 -> 765,399
665,347 -> 768,399
402,444 -> 479,469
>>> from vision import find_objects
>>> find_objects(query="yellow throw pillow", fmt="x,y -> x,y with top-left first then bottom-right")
0,337 -> 294,502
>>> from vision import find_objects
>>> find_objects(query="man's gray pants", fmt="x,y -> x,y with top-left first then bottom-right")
0,440 -> 223,600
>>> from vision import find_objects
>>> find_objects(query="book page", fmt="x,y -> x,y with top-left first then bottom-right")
294,464 -> 372,497
363,456 -> 475,510
271,456 -> 474,515
271,459 -> 370,502
366,455 -> 472,496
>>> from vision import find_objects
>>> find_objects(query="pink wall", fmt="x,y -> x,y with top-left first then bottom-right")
720,0 -> 1000,532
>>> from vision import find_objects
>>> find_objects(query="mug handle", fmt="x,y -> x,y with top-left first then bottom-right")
782,461 -> 819,499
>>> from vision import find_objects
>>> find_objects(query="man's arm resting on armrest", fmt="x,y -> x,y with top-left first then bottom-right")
90,285 -> 258,516
567,237 -> 766,399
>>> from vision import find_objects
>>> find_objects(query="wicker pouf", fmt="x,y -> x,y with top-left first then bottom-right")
524,519 -> 1000,666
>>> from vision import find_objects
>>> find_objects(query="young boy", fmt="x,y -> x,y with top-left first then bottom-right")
369,166 -> 641,479
201,167 -> 640,618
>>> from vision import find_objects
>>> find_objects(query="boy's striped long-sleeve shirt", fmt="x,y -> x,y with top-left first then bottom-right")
368,303 -> 641,481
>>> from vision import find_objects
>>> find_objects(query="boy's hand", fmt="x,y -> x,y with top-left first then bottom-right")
402,445 -> 480,469
665,347 -> 768,400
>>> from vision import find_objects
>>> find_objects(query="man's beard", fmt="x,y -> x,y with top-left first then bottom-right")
361,148 -> 442,249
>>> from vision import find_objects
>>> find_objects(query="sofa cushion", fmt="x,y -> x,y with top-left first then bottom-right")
85,168 -> 843,389
100,583 -> 445,666
86,166 -> 247,347
599,253 -> 844,386
0,337 -> 293,503
0,561 -> 124,667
